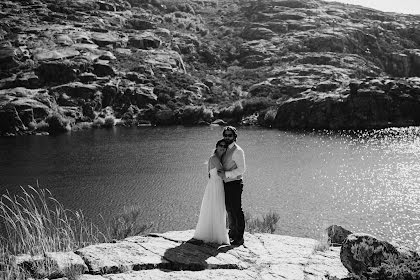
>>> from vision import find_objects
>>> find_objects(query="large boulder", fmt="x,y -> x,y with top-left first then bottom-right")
127,19 -> 156,30
101,83 -> 120,107
133,86 -> 158,107
91,32 -> 127,48
36,59 -> 91,85
92,61 -> 116,77
241,27 -> 277,40
0,45 -> 21,73
50,83 -> 101,111
340,233 -> 419,276
0,88 -> 53,121
32,47 -> 80,61
128,32 -> 161,49
0,72 -> 41,90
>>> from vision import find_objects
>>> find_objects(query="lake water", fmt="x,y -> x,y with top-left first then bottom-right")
0,126 -> 419,250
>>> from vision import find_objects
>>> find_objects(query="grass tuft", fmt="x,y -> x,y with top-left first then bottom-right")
0,186 -> 148,279
0,186 -> 106,256
105,206 -> 153,240
313,229 -> 331,253
245,211 -> 279,234
0,186 -> 108,279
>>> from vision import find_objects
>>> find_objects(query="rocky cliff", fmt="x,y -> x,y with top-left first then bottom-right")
14,230 -> 347,280
2,0 -> 420,135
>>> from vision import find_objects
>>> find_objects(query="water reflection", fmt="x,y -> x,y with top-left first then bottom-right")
0,126 -> 419,250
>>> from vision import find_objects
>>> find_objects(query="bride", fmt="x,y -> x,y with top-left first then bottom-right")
193,139 -> 230,245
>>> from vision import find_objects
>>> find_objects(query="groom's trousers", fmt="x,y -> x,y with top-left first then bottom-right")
224,179 -> 245,241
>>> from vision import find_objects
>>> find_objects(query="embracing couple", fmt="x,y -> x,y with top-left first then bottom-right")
192,126 -> 246,246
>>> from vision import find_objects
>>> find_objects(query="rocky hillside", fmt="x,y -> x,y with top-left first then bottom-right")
1,0 -> 420,135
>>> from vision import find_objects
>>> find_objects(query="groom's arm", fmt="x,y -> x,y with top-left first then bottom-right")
225,148 -> 246,179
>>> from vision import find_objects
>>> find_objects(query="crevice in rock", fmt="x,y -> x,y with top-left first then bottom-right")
146,233 -> 185,244
255,235 -> 272,256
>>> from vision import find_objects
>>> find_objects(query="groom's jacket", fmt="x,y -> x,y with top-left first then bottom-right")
222,143 -> 246,182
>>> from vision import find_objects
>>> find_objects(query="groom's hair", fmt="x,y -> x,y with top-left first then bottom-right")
223,126 -> 237,141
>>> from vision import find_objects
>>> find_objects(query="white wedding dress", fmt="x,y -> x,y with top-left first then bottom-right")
193,167 -> 230,245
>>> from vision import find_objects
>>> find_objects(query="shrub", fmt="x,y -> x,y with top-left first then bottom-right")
157,92 -> 171,103
93,117 -> 105,128
163,14 -> 173,23
258,108 -> 277,127
181,105 -> 204,124
241,97 -> 275,116
105,206 -> 153,240
245,211 -> 279,234
103,116 -> 116,128
313,229 -> 331,253
367,256 -> 420,280
177,22 -> 185,29
72,121 -> 93,131
218,102 -> 243,121
27,121 -> 37,131
174,11 -> 184,18
199,28 -> 209,36
45,113 -> 70,133
201,107 -> 213,123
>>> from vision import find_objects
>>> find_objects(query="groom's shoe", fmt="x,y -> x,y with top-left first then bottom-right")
231,238 -> 244,246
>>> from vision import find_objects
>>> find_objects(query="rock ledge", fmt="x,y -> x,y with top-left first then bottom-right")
16,230 -> 348,280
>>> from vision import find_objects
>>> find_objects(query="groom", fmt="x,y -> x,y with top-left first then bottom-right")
218,126 -> 246,246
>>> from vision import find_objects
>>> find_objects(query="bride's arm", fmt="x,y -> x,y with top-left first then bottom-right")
207,156 -> 217,176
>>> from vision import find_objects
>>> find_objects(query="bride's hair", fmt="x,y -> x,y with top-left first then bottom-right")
213,139 -> 226,155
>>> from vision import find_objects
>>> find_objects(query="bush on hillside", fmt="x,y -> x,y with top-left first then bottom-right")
218,102 -> 243,122
93,117 -> 105,128
366,256 -> 420,280
180,105 -> 213,124
33,120 -> 49,132
258,108 -> 277,127
241,97 -> 275,116
103,116 -> 116,128
153,71 -> 196,97
45,113 -> 71,133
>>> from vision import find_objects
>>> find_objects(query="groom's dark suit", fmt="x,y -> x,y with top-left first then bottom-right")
222,142 -> 246,243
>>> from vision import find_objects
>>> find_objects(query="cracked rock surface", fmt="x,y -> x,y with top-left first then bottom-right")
26,230 -> 348,279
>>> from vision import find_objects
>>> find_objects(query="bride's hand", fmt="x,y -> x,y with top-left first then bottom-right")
217,169 -> 226,179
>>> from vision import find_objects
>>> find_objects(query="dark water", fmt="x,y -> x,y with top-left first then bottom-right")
0,126 -> 419,250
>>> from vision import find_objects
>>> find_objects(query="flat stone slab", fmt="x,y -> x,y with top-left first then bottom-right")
72,231 -> 348,279
76,239 -> 167,274
77,269 -> 258,280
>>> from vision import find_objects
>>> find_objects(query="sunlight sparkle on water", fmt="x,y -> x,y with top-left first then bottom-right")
331,127 -> 420,250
